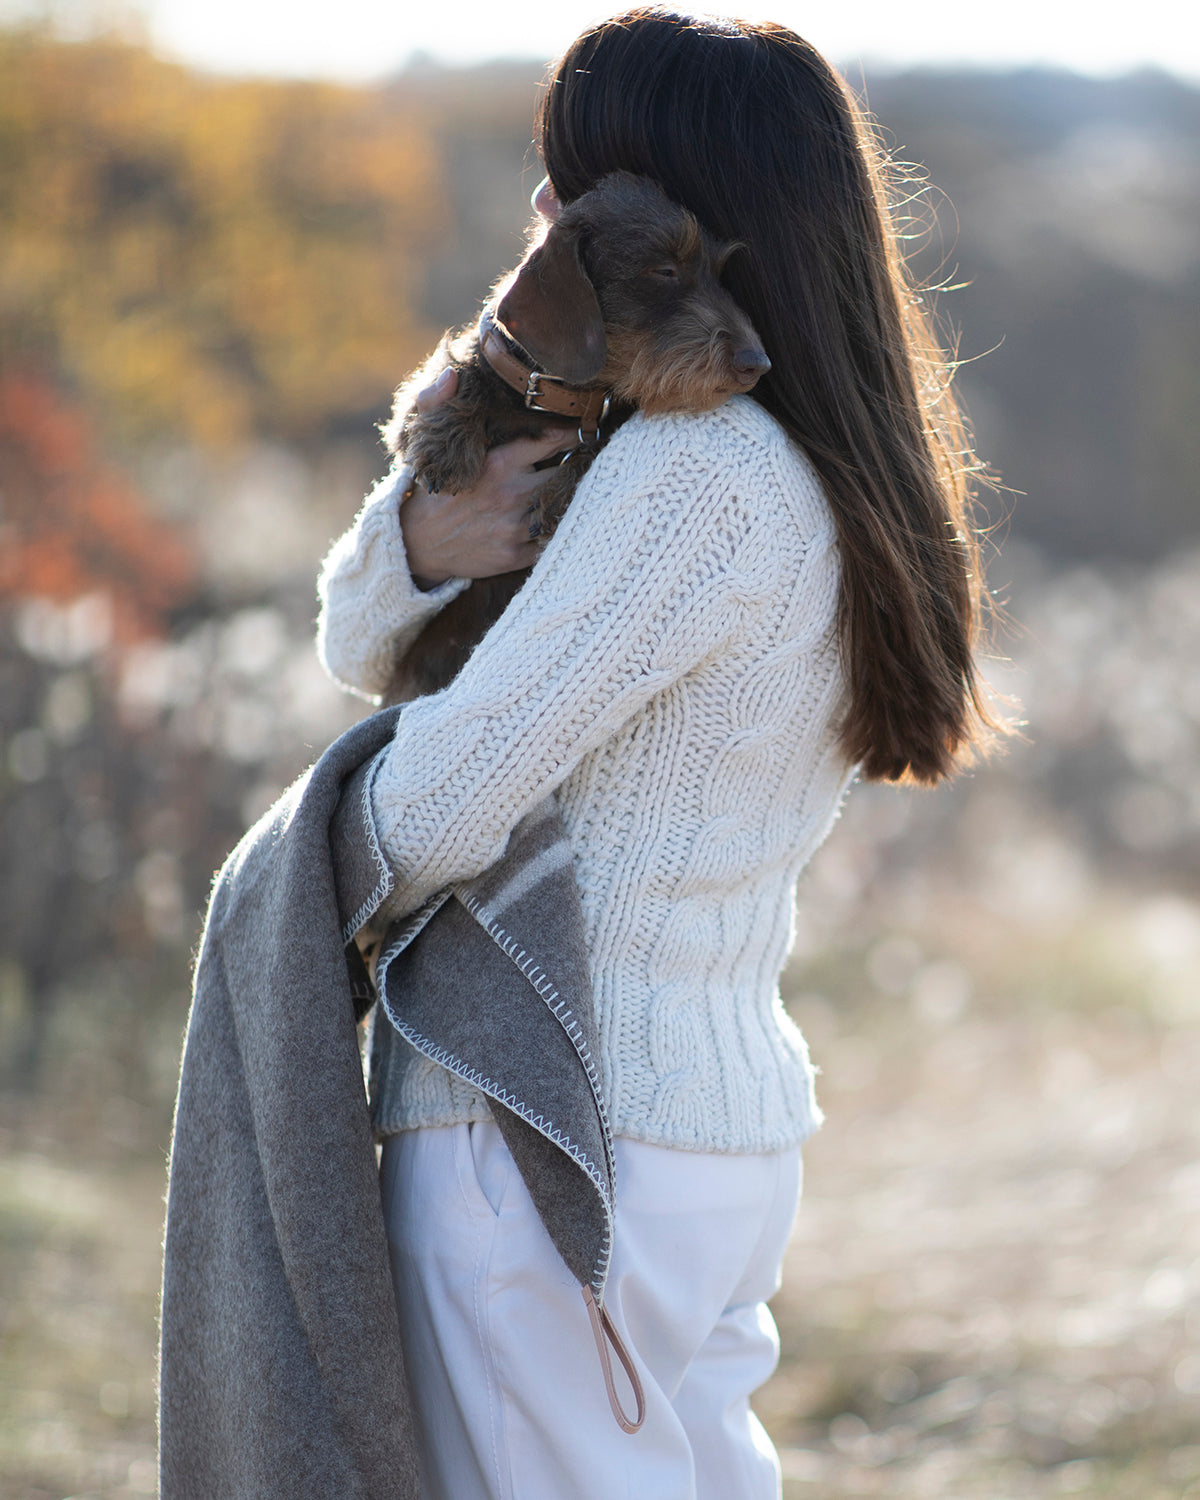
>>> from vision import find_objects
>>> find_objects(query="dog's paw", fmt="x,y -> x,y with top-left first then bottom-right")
404,411 -> 491,497
414,460 -> 472,496
413,449 -> 490,497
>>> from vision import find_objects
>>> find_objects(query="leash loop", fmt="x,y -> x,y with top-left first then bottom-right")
582,1285 -> 646,1434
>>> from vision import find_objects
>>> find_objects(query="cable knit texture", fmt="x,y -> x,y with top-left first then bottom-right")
316,397 -> 856,1153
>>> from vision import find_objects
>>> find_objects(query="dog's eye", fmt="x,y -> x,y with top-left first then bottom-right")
646,265 -> 679,280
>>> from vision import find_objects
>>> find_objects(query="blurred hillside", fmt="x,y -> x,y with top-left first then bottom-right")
1,26 -> 1198,1500
866,68 -> 1200,562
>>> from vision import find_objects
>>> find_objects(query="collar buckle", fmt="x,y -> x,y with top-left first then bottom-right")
525,369 -> 569,411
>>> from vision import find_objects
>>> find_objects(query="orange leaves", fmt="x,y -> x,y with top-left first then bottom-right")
0,373 -> 196,640
0,28 -> 447,449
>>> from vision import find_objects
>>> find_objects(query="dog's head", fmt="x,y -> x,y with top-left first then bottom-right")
497,172 -> 769,413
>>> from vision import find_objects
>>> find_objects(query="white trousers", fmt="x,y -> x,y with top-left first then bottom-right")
379,1120 -> 801,1500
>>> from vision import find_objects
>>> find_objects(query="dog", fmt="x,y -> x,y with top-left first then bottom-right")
381,171 -> 770,701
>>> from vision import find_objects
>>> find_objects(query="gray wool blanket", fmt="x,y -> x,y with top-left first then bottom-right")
159,707 -> 617,1499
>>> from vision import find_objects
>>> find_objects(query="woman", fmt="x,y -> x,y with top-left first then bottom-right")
316,10 -> 997,1498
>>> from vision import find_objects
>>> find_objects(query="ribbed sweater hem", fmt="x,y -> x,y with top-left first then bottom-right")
370,1037 -> 825,1154
372,1096 -> 824,1154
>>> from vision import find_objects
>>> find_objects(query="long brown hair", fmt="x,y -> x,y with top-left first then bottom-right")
538,8 -> 1001,783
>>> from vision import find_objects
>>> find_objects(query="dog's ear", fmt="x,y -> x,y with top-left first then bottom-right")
497,222 -> 606,384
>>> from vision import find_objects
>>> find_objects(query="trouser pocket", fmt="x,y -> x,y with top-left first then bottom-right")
460,1117 -> 510,1218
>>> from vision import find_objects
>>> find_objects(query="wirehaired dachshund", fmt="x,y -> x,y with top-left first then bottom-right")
381,171 -> 770,700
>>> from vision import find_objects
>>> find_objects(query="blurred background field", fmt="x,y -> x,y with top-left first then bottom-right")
1,13 -> 1198,1499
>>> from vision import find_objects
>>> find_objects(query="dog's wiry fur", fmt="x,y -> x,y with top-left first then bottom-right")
382,172 -> 770,701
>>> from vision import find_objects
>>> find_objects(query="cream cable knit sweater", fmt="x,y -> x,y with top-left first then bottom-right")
316,396 -> 856,1153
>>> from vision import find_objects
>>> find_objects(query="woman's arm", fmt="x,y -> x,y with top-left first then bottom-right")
369,406 -> 804,916
316,465 -> 472,700
316,371 -> 578,699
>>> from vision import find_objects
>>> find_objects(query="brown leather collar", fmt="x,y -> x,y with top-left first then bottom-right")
479,308 -> 611,440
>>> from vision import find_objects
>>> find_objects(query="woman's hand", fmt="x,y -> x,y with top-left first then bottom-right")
401,369 -> 577,590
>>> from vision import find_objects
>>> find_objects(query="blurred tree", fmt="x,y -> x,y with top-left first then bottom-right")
0,372 -> 240,1089
0,25 -> 447,451
0,373 -> 195,634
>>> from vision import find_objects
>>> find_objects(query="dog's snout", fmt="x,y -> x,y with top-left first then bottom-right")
732,348 -> 771,386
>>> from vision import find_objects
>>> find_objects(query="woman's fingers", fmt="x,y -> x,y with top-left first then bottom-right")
401,424 -> 581,581
506,539 -> 546,572
483,428 -> 578,504
402,475 -> 540,583
505,427 -> 579,466
415,367 -> 458,416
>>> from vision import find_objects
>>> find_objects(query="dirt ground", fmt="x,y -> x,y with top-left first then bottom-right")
2,875 -> 1198,1500
765,986 -> 1200,1496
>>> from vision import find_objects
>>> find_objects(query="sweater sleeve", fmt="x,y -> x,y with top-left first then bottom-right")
369,409 -> 785,916
315,464 -> 471,700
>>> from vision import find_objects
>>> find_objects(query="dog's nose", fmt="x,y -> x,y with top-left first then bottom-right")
732,348 -> 771,386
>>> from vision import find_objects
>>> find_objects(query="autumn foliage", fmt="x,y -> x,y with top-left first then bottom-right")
0,25 -> 447,450
0,25 -> 464,648
0,373 -> 196,639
